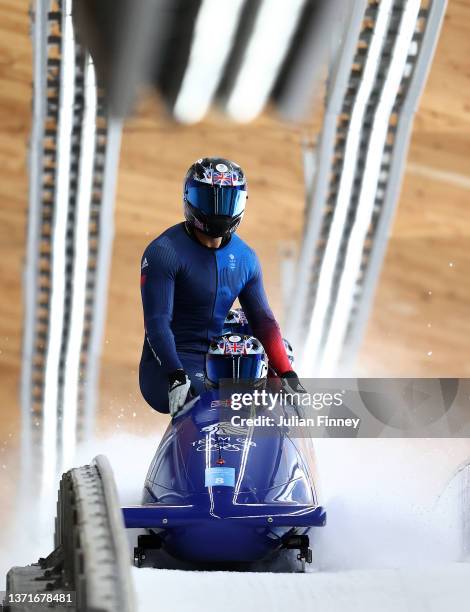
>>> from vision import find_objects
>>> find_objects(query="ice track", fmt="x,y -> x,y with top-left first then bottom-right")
122,437 -> 470,612
2,435 -> 470,611
133,564 -> 470,612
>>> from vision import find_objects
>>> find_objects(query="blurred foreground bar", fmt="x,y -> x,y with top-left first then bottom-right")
73,0 -> 339,122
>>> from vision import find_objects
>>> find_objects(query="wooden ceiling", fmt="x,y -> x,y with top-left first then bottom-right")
0,0 -> 469,444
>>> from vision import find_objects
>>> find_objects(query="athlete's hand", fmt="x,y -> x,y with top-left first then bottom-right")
168,370 -> 191,417
280,370 -> 307,395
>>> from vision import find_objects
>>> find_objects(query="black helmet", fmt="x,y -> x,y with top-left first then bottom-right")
184,157 -> 247,238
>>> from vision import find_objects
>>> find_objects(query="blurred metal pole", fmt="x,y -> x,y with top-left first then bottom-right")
276,0 -> 343,121
73,0 -> 171,117
81,119 -> 122,443
73,0 -> 342,123
41,0 -> 76,499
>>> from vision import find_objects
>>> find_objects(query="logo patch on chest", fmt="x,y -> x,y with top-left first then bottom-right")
228,253 -> 236,270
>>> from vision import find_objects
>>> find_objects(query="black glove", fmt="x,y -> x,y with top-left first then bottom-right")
168,369 -> 191,417
280,370 -> 307,394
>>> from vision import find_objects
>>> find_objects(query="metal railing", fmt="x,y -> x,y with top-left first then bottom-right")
286,0 -> 447,376
21,0 -> 122,500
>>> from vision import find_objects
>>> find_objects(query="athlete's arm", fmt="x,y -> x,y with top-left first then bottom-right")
140,240 -> 183,373
239,254 -> 293,375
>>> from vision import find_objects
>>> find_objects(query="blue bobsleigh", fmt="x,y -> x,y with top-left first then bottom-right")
122,323 -> 326,567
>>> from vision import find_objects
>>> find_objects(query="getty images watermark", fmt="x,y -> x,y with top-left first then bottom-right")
212,379 -> 470,437
229,389 -> 361,429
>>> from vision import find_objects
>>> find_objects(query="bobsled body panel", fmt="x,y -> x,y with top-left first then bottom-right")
129,390 -> 325,563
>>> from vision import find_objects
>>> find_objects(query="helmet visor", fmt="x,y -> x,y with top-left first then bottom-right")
186,183 -> 247,217
206,354 -> 266,386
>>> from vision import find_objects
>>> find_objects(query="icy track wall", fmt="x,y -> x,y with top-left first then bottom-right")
1,435 -> 470,611
313,438 -> 470,569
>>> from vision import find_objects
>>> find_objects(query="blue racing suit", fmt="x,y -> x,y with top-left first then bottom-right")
139,223 -> 292,412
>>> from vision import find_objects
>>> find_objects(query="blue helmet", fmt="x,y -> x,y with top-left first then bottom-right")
205,333 -> 268,389
184,157 -> 247,238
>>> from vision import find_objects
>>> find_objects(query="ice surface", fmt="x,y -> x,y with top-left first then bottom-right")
126,437 -> 470,611
1,434 -> 470,611
132,564 -> 470,612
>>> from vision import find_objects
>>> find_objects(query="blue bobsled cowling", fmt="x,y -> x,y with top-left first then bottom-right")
122,389 -> 326,564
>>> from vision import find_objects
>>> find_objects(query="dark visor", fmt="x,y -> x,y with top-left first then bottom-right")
186,182 -> 247,217
206,354 -> 265,384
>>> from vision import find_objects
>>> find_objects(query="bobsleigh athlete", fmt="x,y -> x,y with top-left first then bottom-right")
139,157 -> 304,417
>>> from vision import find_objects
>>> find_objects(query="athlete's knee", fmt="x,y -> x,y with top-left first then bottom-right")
139,361 -> 169,414
140,385 -> 170,414
147,398 -> 170,414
